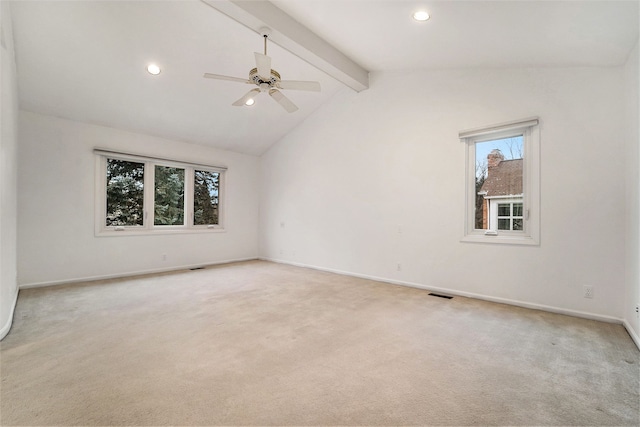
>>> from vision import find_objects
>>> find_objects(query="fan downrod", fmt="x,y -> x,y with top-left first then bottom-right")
259,26 -> 271,55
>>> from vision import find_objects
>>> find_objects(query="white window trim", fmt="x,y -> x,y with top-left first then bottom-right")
94,149 -> 226,236
460,117 -> 540,246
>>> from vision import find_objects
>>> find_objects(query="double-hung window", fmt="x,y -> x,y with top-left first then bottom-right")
96,150 -> 225,235
460,118 -> 540,245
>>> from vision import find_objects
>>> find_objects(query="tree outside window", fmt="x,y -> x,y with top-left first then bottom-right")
194,170 -> 219,226
154,166 -> 185,226
106,159 -> 144,226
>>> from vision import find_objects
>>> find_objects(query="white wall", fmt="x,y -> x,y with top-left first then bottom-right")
624,36 -> 640,343
18,112 -> 260,286
0,1 -> 19,339
260,66 -> 627,320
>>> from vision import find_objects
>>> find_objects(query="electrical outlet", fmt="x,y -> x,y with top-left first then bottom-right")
583,285 -> 594,299
635,305 -> 639,317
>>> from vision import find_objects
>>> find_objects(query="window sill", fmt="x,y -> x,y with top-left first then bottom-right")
95,227 -> 226,237
461,232 -> 539,246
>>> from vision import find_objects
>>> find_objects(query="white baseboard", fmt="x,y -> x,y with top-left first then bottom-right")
260,257 -> 624,325
19,257 -> 259,290
0,286 -> 19,341
623,319 -> 640,351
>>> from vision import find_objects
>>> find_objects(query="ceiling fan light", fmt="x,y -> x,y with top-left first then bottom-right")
412,10 -> 430,21
146,64 -> 161,75
245,98 -> 255,106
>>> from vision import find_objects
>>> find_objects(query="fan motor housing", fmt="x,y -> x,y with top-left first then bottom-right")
249,67 -> 281,88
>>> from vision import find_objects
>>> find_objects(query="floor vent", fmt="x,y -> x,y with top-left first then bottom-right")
429,293 -> 453,299
190,267 -> 205,271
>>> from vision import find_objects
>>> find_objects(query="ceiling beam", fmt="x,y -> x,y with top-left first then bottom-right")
201,0 -> 369,92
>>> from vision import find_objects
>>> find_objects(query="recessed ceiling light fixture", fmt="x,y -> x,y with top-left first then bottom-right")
146,64 -> 161,75
413,10 -> 430,21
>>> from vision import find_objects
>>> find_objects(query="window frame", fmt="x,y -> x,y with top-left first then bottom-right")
460,118 -> 540,245
95,150 -> 226,236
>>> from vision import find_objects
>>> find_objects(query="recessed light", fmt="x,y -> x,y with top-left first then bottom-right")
413,10 -> 430,21
147,64 -> 161,75
245,98 -> 255,106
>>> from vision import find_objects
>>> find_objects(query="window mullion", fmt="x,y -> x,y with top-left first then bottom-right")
145,161 -> 155,229
185,168 -> 194,228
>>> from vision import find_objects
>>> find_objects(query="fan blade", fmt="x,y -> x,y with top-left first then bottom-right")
232,88 -> 260,107
278,80 -> 321,92
203,73 -> 251,84
269,89 -> 298,113
254,52 -> 272,80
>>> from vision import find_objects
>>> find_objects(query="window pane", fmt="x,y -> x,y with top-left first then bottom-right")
106,159 -> 144,226
498,219 -> 511,230
154,166 -> 185,225
498,203 -> 510,217
475,136 -> 523,230
513,203 -> 523,217
194,170 -> 220,225
513,218 -> 523,231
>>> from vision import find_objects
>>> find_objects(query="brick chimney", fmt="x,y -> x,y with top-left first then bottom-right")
487,149 -> 504,169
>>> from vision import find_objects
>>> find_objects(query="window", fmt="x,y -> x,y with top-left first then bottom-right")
474,135 -> 524,232
106,159 -> 144,227
193,170 -> 220,226
497,202 -> 523,231
460,118 -> 540,245
95,150 -> 225,235
154,165 -> 185,226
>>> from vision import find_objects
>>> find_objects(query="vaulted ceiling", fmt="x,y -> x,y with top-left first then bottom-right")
9,0 -> 639,156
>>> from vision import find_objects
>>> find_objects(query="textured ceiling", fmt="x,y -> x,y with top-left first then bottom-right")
9,0 -> 639,156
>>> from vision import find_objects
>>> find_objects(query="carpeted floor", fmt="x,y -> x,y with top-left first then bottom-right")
1,260 -> 638,426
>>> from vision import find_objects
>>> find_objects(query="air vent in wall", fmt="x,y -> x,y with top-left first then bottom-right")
428,293 -> 453,299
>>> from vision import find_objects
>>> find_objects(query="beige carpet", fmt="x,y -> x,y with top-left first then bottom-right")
1,260 -> 638,426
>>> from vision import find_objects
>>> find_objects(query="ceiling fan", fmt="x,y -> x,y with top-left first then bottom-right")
203,28 -> 321,113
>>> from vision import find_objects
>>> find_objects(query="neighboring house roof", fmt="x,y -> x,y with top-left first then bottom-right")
480,158 -> 523,197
